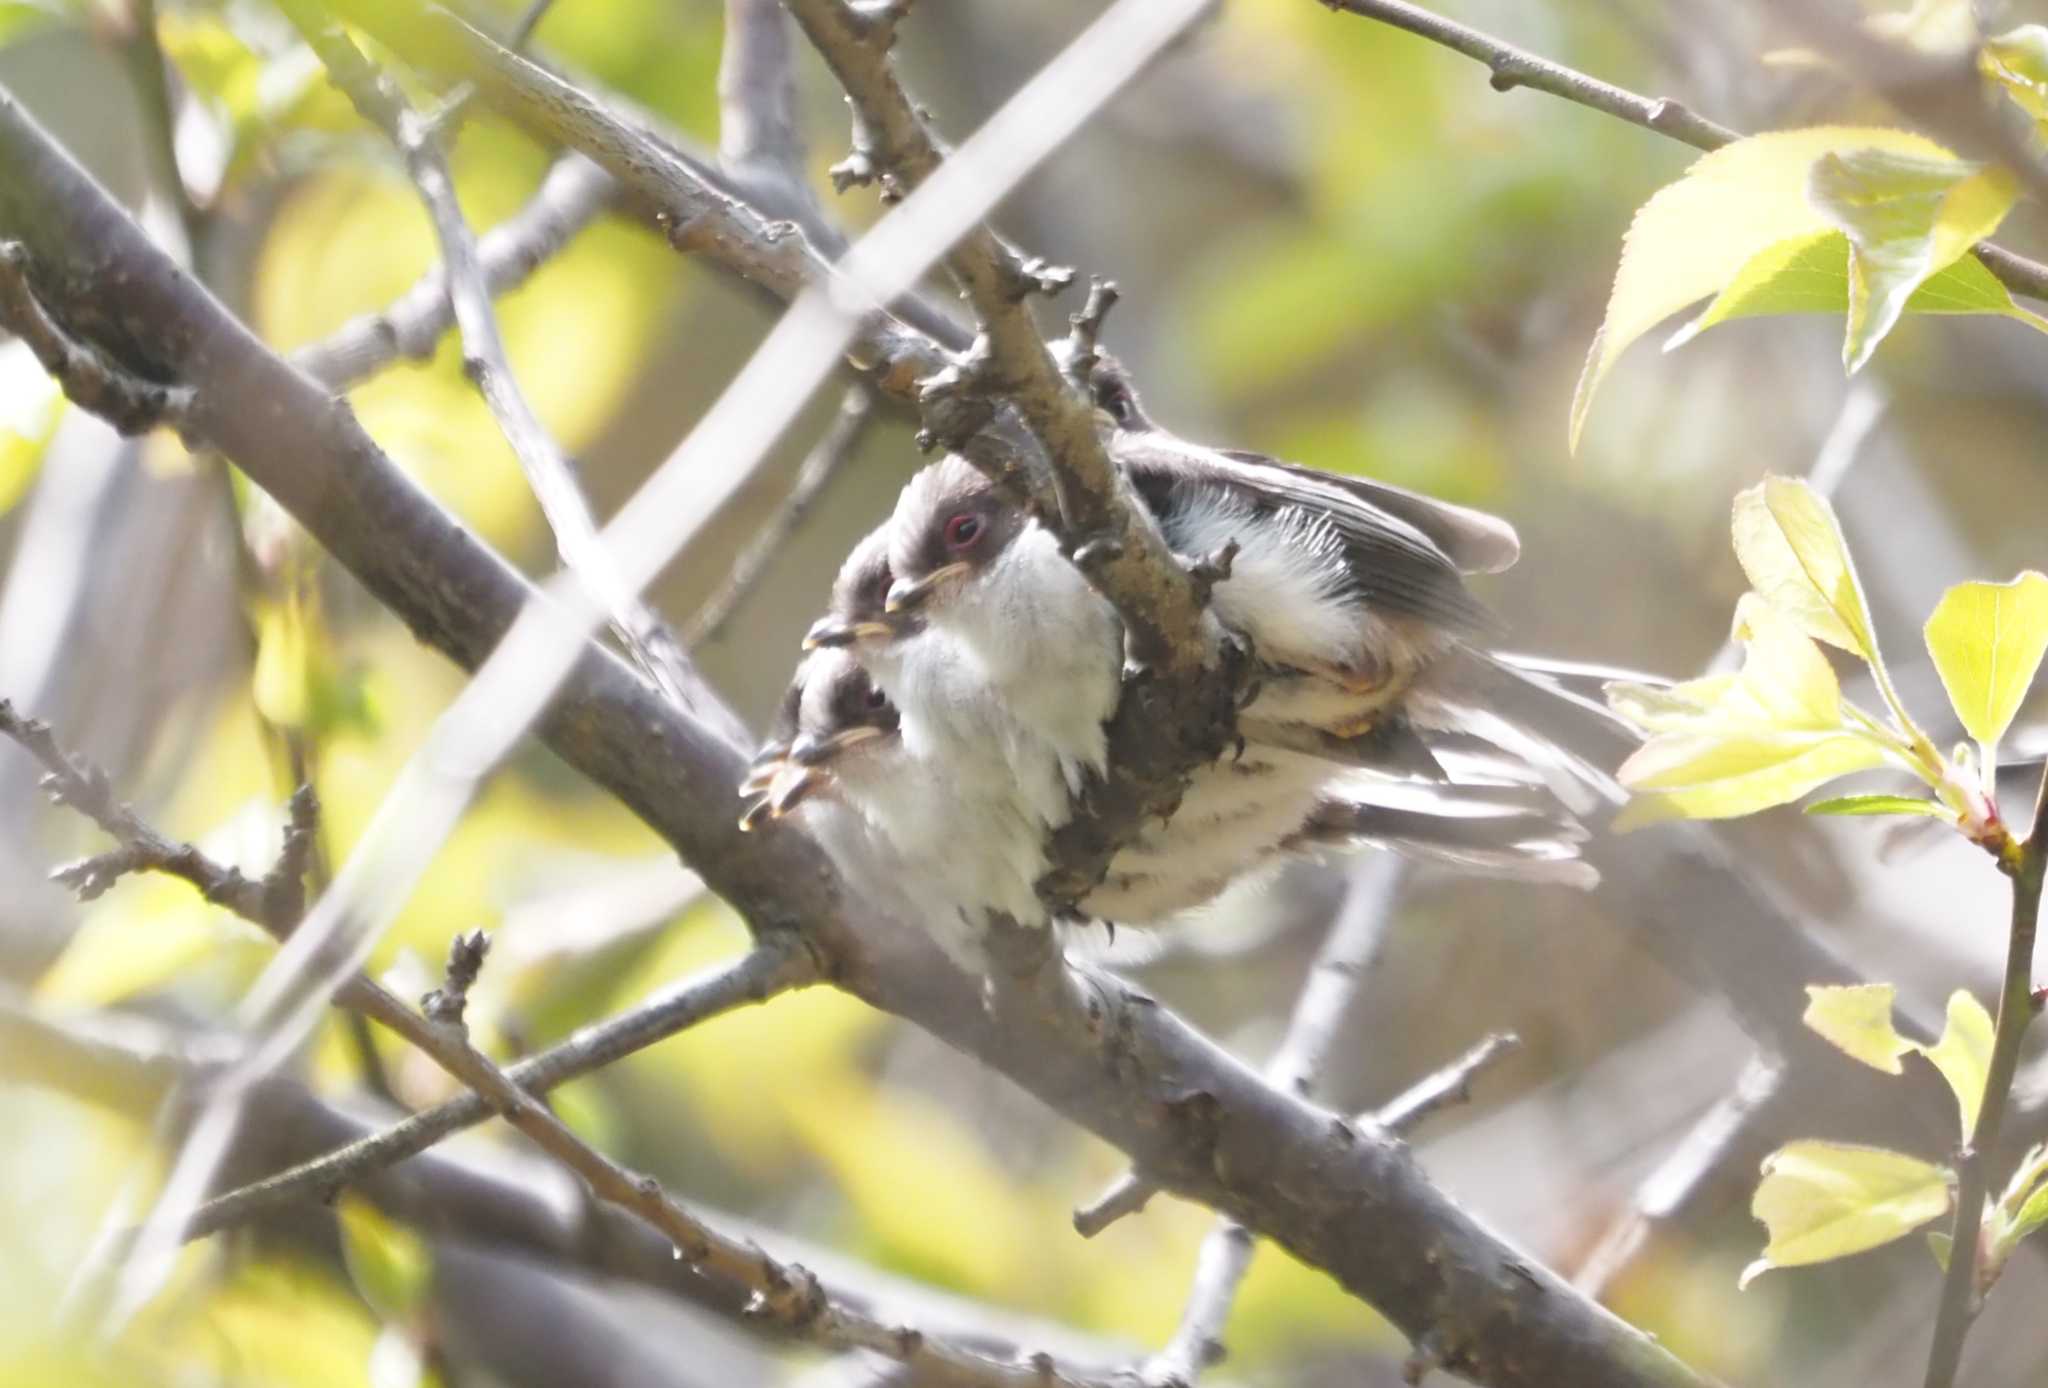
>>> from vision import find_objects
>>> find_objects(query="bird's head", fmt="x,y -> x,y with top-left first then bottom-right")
883,455 -> 1026,619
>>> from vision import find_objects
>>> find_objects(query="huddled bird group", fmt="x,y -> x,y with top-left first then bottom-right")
738,359 -> 1633,974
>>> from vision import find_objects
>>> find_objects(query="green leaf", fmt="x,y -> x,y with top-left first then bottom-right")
1923,573 -> 2048,757
1983,26 -> 2048,135
1572,126 -> 1958,451
1731,476 -> 1879,663
1807,148 -> 2019,372
1615,733 -> 1888,826
1604,676 -> 1739,733
1670,235 -> 2046,348
1741,1140 -> 1954,1286
2005,1172 -> 2048,1249
1805,794 -> 1948,818
1803,983 -> 1915,1074
337,1195 -> 434,1324
1922,989 -> 1994,1143
1928,1230 -> 1953,1271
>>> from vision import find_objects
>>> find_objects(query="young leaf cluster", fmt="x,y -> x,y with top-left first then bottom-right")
1606,476 -> 2048,862
1573,18 -> 2048,451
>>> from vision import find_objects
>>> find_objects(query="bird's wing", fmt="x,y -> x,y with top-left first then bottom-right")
1118,441 -> 1496,635
1217,449 -> 1520,575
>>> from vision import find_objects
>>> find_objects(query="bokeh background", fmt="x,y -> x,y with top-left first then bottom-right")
4,0 -> 2048,1383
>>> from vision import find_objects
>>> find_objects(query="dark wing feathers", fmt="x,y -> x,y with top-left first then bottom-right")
1218,449 -> 1519,575
1118,443 -> 1496,635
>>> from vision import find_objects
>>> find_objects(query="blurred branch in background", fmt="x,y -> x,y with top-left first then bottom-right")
1318,0 -> 2048,302
686,385 -> 876,648
278,6 -> 740,743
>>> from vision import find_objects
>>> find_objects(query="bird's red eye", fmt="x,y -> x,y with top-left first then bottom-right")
943,513 -> 983,552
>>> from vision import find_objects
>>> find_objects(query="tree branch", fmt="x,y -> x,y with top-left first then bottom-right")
1080,860 -> 1405,1238
185,942 -> 816,1239
0,79 -> 1718,1388
1922,763 -> 2048,1388
292,153 -> 616,391
1317,0 -> 2048,302
781,0 -> 1211,676
1574,1052 -> 1785,1299
684,385 -> 876,648
283,10 -> 739,742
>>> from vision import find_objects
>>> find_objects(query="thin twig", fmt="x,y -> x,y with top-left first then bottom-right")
685,386 -> 875,647
1078,862 -> 1407,1241
718,0 -> 837,245
294,154 -> 617,391
119,0 -> 202,257
1141,1022 -> 1523,1387
185,942 -> 816,1239
1373,1030 -> 1522,1132
0,700 -> 307,929
782,0 -> 1211,676
1135,861 -> 1406,1385
282,12 -> 741,742
1574,1052 -> 1784,1299
1317,0 -> 2048,302
2,709 -> 1085,1384
1922,764 -> 2048,1387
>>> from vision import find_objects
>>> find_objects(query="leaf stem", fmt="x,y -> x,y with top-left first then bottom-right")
1922,761 -> 2048,1388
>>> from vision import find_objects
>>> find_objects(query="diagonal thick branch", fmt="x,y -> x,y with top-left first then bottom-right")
0,77 -> 1717,1388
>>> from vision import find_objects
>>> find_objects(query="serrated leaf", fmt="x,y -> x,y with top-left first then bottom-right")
1667,234 -> 2044,349
1742,1140 -> 1954,1286
1808,148 -> 2019,372
1731,476 -> 1878,663
1923,573 -> 2048,757
336,1195 -> 433,1324
1806,794 -> 1947,818
1923,989 -> 1994,1142
1803,983 -> 1915,1074
1572,126 -> 1957,450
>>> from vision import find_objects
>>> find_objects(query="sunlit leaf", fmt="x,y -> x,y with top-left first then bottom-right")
1668,233 -> 2045,351
1923,573 -> 2048,757
336,1196 -> 433,1325
1731,476 -> 1878,663
1603,676 -> 1738,733
1922,990 -> 1994,1142
1983,26 -> 2048,135
1806,794 -> 1947,818
1803,984 -> 1914,1075
1741,1140 -> 1953,1286
1573,127 -> 1956,450
0,340 -> 63,516
2005,1172 -> 2048,1249
1868,0 -> 1976,55
1615,734 -> 1888,826
1807,148 -> 2018,372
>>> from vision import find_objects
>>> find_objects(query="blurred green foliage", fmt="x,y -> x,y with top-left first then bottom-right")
17,0 -> 2048,1383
